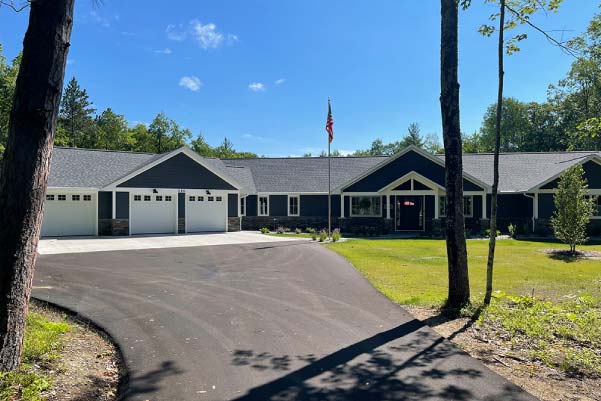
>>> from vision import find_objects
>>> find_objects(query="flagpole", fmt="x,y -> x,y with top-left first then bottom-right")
328,97 -> 332,239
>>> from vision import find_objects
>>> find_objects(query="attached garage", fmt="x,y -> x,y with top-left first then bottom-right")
130,193 -> 177,235
185,192 -> 227,232
41,192 -> 97,237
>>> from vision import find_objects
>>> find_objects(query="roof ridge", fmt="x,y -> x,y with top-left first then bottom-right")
460,151 -> 600,156
222,155 -> 390,161
55,146 -> 156,156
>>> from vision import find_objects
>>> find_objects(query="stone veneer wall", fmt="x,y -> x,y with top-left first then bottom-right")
98,219 -> 129,236
178,218 -> 185,234
241,216 -> 395,233
228,217 -> 241,232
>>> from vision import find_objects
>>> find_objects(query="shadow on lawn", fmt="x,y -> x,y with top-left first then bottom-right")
230,313 -> 532,401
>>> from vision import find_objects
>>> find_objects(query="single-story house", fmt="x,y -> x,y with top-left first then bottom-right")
40,145 -> 601,237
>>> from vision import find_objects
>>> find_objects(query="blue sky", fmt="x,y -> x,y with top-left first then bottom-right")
0,1 -> 598,156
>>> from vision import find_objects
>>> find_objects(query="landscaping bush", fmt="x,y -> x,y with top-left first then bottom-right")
332,228 -> 341,242
305,227 -> 315,234
260,227 -> 270,234
483,228 -> 501,237
276,226 -> 285,234
295,228 -> 302,234
319,229 -> 328,242
311,232 -> 317,241
508,223 -> 517,238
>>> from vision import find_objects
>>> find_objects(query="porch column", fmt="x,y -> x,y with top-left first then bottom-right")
340,195 -> 345,218
434,191 -> 439,219
111,191 -> 116,219
481,192 -> 487,219
386,194 -> 391,219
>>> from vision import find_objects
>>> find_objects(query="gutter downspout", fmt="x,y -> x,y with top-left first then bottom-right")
523,193 -> 536,232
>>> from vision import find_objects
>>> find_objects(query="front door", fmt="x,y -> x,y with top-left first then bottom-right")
396,196 -> 424,231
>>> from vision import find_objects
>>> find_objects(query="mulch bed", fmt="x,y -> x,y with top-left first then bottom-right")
541,248 -> 601,260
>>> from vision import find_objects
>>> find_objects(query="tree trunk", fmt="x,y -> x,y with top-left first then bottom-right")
440,0 -> 470,309
484,0 -> 505,306
0,0 -> 74,371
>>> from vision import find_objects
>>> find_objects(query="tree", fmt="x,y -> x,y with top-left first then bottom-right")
129,123 -> 154,153
551,164 -> 595,254
440,0 -> 470,309
400,123 -> 424,148
95,108 -> 129,150
148,112 -> 170,153
0,46 -> 20,159
424,133 -> 444,153
0,0 -> 75,371
58,77 -> 95,148
191,133 -> 214,157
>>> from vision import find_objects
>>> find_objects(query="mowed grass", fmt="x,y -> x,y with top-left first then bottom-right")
326,238 -> 601,306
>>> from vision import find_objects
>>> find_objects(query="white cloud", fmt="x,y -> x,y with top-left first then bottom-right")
275,78 -> 285,85
166,24 -> 187,41
248,82 -> 265,92
166,20 -> 237,49
154,48 -> 172,55
242,133 -> 265,141
179,76 -> 203,92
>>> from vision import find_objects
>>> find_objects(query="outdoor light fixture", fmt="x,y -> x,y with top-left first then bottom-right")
206,190 -> 211,195
153,189 -> 158,194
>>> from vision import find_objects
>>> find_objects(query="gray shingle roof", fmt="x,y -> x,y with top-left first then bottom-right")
223,156 -> 387,193
48,147 -> 158,188
439,151 -> 601,192
47,147 -> 601,193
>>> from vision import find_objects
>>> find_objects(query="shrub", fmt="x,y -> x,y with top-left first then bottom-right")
319,229 -> 328,242
276,226 -> 285,234
508,223 -> 516,238
332,228 -> 341,242
305,227 -> 315,234
295,228 -> 302,234
260,227 -> 270,234
311,232 -> 317,241
484,228 -> 501,237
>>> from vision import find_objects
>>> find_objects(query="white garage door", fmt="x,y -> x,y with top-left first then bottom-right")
41,193 -> 96,237
186,193 -> 227,232
130,193 -> 177,235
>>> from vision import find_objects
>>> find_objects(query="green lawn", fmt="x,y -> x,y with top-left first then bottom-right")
326,238 -> 601,306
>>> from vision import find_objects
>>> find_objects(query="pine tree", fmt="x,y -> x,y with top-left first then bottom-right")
58,77 -> 95,148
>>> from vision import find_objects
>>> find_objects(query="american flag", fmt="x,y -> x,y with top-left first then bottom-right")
325,98 -> 334,143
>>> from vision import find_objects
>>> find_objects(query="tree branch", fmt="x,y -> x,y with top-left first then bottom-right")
0,0 -> 30,12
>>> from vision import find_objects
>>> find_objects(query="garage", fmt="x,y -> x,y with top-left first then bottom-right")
186,192 -> 227,232
41,192 -> 97,237
130,193 -> 177,235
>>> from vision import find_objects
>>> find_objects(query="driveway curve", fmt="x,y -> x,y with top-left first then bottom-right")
33,241 -> 536,401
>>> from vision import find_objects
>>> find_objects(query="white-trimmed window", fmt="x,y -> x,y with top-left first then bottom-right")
71,195 -> 80,201
439,196 -> 473,217
208,196 -> 214,202
351,196 -> 381,217
165,195 -> 172,202
197,196 -> 204,202
83,195 -> 92,201
46,194 -> 54,201
240,197 -> 246,216
156,195 -> 163,201
258,196 -> 269,216
189,196 -> 196,201
216,196 -> 223,202
134,195 -> 142,201
144,195 -> 151,201
288,195 -> 299,216
58,195 -> 66,201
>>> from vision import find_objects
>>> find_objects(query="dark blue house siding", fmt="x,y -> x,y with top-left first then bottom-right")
344,150 -> 484,192
299,195 -> 340,217
116,192 -> 129,219
539,194 -> 555,219
246,195 -> 257,216
118,153 -> 236,190
228,193 -> 239,217
98,191 -> 112,219
269,195 -> 288,216
344,196 -> 350,218
541,160 -> 601,189
486,194 -> 532,219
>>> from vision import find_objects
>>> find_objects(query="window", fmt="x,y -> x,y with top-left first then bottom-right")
144,195 -> 151,201
189,196 -> 196,201
156,195 -> 163,201
165,196 -> 172,202
197,196 -> 204,201
71,195 -> 80,201
351,196 -> 381,216
259,196 -> 269,216
134,195 -> 142,201
83,195 -> 92,201
216,196 -> 222,202
58,195 -> 66,201
240,197 -> 246,216
439,196 -> 473,217
288,195 -> 299,216
46,194 -> 54,201
208,196 -> 214,202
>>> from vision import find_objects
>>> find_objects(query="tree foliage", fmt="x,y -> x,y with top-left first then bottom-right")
551,164 -> 595,253
353,123 -> 443,155
0,46 -> 20,158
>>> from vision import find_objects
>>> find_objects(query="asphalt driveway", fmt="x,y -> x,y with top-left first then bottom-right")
33,241 -> 536,401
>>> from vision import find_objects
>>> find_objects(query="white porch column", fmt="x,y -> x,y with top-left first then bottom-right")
340,195 -> 345,218
533,193 -> 539,219
386,194 -> 391,219
434,191 -> 439,219
482,192 -> 487,219
112,191 -> 116,219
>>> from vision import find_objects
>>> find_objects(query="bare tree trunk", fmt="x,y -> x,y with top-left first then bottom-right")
440,0 -> 470,309
484,0 -> 505,306
0,0 -> 75,371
